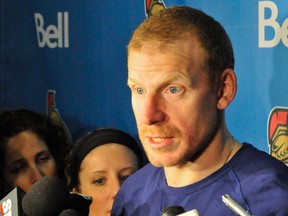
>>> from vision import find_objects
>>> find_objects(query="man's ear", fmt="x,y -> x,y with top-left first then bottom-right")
217,69 -> 237,110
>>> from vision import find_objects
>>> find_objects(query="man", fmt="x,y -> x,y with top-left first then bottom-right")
112,6 -> 288,215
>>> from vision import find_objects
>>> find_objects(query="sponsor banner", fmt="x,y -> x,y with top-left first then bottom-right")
1,0 -> 287,159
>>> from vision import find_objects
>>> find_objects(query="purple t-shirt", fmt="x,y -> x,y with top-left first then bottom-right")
112,143 -> 288,216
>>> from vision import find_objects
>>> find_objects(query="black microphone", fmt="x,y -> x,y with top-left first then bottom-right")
0,187 -> 25,216
161,205 -> 185,216
161,205 -> 199,216
22,176 -> 70,216
68,193 -> 92,216
59,209 -> 82,216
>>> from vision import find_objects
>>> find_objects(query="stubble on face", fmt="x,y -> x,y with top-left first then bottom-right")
138,124 -> 205,167
138,124 -> 180,167
138,110 -> 221,168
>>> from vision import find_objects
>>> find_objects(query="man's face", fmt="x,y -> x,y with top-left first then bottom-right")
127,40 -> 221,167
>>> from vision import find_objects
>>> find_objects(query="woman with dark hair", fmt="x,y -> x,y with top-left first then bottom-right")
66,128 -> 144,216
0,109 -> 72,199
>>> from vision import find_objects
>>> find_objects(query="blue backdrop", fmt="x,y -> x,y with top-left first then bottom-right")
1,0 -> 288,164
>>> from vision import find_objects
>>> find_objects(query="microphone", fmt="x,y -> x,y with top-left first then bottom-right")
0,187 -> 25,216
161,205 -> 199,216
68,193 -> 92,216
177,209 -> 199,216
161,205 -> 185,216
59,209 -> 82,216
22,176 -> 70,216
222,194 -> 252,216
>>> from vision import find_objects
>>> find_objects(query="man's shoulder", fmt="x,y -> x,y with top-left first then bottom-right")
233,143 -> 288,180
238,143 -> 287,169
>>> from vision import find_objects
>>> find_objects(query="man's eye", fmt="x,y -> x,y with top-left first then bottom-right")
136,87 -> 144,95
166,86 -> 181,94
169,86 -> 178,93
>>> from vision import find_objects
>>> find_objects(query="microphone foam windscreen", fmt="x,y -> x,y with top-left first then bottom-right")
22,176 -> 70,216
59,209 -> 82,216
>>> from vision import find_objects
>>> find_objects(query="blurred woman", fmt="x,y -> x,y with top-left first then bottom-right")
66,128 -> 144,216
0,109 -> 72,199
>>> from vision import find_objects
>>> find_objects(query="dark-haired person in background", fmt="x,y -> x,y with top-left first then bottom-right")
0,109 -> 72,199
66,128 -> 144,216
111,6 -> 288,215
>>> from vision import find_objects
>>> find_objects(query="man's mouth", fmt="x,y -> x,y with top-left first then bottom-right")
146,136 -> 173,147
150,137 -> 165,143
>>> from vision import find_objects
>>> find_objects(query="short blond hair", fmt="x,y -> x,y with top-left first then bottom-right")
128,6 -> 234,80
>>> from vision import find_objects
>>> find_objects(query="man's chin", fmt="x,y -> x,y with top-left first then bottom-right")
150,160 -> 181,168
147,152 -> 180,167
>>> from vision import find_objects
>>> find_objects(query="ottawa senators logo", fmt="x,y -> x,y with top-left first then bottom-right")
47,90 -> 73,146
267,107 -> 288,165
145,0 -> 166,18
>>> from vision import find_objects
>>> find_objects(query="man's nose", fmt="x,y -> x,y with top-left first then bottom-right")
142,94 -> 165,125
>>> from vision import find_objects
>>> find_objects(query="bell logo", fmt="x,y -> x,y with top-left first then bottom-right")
258,1 -> 288,48
35,12 -> 69,48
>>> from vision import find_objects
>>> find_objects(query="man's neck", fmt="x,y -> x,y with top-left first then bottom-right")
163,137 -> 241,187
